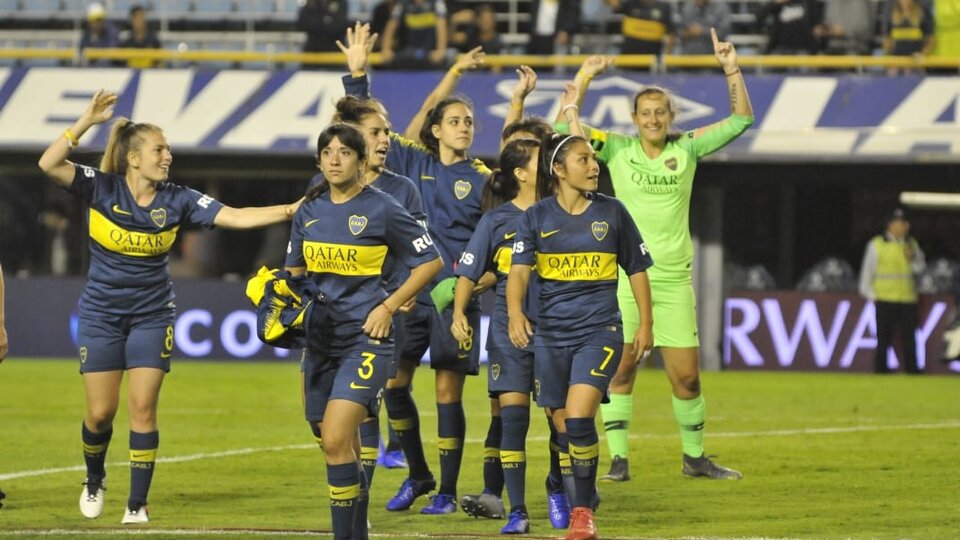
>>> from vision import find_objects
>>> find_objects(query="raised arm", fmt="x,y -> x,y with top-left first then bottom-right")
712,27 -> 752,117
501,65 -> 537,148
38,90 -> 118,188
558,82 -> 584,137
403,46 -> 485,142
556,55 -> 613,124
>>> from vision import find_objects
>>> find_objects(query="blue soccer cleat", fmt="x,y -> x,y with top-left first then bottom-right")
545,475 -> 570,529
501,509 -> 530,534
379,448 -> 408,469
420,493 -> 457,514
386,476 -> 436,511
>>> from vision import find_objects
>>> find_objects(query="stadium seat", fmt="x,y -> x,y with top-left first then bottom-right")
243,0 -> 277,14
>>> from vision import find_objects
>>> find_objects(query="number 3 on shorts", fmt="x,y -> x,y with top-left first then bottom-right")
358,352 -> 376,380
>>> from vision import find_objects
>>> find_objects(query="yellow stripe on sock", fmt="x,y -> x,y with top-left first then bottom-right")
483,447 -> 500,459
83,442 -> 108,455
389,417 -> 414,431
360,446 -> 378,461
559,452 -> 571,468
569,442 -> 600,460
314,436 -> 324,450
500,450 -> 526,463
328,483 -> 361,500
129,449 -> 157,463
438,437 -> 462,450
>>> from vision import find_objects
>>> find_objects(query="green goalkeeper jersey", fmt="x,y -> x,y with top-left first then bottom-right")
558,115 -> 753,280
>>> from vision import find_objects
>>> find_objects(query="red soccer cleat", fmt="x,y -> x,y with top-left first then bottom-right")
563,507 -> 598,540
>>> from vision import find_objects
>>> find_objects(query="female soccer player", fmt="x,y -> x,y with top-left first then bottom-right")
286,123 -> 442,540
506,121 -> 654,540
37,90 -> 300,524
451,138 -> 541,534
561,29 -> 754,482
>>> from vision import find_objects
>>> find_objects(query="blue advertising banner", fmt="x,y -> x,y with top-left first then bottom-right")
0,68 -> 957,160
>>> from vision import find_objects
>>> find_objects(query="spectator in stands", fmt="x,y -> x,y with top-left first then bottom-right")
450,4 -> 503,56
680,0 -> 732,54
119,5 -> 161,69
380,0 -> 449,69
604,0 -> 675,56
755,0 -> 821,54
371,0 -> 398,50
814,0 -> 874,55
858,208 -> 926,374
580,0 -> 616,53
298,0 -> 349,69
79,2 -> 119,66
884,0 -> 936,74
526,0 -> 580,55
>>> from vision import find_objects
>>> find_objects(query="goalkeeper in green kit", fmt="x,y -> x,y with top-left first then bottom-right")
556,28 -> 753,481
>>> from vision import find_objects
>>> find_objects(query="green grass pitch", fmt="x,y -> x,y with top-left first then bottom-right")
0,359 -> 958,539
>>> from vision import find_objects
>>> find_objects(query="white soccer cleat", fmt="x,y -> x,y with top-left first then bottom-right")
121,505 -> 149,524
79,479 -> 105,519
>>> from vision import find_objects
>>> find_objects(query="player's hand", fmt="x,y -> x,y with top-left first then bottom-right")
560,81 -> 579,112
712,27 -> 738,71
450,310 -> 471,343
631,324 -> 653,364
398,296 -> 416,313
337,21 -> 376,74
82,90 -> 118,126
578,55 -> 614,79
508,313 -> 533,349
511,65 -> 538,103
452,46 -> 484,73
285,197 -> 303,219
363,304 -> 394,339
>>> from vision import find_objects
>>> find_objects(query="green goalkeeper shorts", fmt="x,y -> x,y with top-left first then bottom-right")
618,277 -> 699,348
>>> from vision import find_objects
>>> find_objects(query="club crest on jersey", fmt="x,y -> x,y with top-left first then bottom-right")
79,346 -> 87,364
664,157 -> 678,171
349,215 -> 368,236
591,221 -> 609,241
491,364 -> 501,380
454,179 -> 471,200
150,208 -> 167,228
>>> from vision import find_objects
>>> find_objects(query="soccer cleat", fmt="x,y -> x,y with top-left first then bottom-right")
500,509 -> 530,534
682,454 -> 743,480
565,507 -> 598,540
379,448 -> 409,469
420,493 -> 457,514
600,456 -> 630,482
545,476 -> 570,529
386,476 -> 436,511
460,491 -> 505,519
79,477 -> 106,519
121,505 -> 149,524
0,486 -> 6,509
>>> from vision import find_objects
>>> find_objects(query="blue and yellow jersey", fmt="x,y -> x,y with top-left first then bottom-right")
455,201 -> 538,350
307,169 -> 428,293
512,194 -> 652,346
67,164 -> 223,315
285,186 -> 440,341
386,133 -> 491,285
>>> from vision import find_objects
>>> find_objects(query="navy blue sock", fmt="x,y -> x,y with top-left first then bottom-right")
499,405 -> 529,510
483,415 -> 503,495
327,462 -> 360,540
81,423 -> 112,482
436,402 -> 465,496
384,387 -> 431,480
547,417 -> 562,489
565,417 -> 599,509
359,418 -> 379,488
128,430 -> 159,510
352,461 -> 370,540
557,431 -> 575,503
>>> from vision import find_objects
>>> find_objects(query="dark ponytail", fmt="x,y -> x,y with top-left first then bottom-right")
481,138 -> 539,210
537,133 -> 585,200
419,96 -> 473,157
333,95 -> 382,125
306,123 -> 368,200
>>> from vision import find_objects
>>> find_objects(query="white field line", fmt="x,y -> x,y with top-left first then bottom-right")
2,420 -> 959,482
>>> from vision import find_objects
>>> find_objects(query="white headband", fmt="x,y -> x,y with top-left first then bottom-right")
549,135 -> 577,173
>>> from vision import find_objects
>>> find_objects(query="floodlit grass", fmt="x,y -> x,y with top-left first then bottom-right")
1,359 -> 958,539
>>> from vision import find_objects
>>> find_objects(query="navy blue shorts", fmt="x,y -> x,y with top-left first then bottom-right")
487,345 -> 534,396
399,301 -> 481,375
77,309 -> 175,373
533,325 -> 623,409
301,336 -> 394,422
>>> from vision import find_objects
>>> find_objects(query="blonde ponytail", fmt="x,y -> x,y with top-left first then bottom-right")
99,118 -> 161,175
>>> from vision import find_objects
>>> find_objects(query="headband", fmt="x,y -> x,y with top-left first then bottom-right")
549,135 -> 577,172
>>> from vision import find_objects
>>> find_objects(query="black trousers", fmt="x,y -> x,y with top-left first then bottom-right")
874,301 -> 920,373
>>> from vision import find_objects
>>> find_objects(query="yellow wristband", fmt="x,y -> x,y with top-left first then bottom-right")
63,128 -> 79,148
350,70 -> 366,78
450,68 -> 462,77
576,70 -> 593,82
